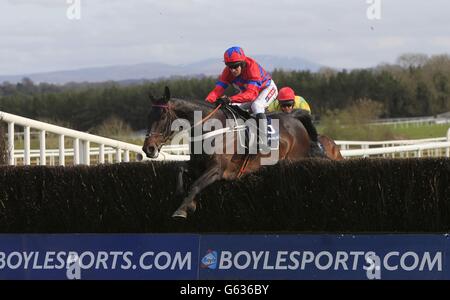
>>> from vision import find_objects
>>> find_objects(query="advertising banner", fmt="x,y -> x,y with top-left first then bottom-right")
199,235 -> 447,280
0,234 -> 199,280
0,234 -> 448,280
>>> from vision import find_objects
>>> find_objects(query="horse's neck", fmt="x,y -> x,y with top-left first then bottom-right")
171,99 -> 224,124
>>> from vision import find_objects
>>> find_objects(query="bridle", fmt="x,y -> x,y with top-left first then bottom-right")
145,104 -> 175,144
145,102 -> 224,147
144,131 -> 166,138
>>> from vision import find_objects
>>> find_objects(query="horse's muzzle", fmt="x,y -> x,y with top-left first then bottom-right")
143,145 -> 159,158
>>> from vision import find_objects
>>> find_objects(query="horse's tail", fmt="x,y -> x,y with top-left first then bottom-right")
290,109 -> 319,143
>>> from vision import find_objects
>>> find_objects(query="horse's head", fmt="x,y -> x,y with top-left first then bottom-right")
142,86 -> 177,158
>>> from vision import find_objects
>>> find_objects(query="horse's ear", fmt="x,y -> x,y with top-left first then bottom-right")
163,86 -> 171,103
148,90 -> 156,103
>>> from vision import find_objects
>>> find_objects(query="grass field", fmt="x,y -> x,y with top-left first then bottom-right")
317,123 -> 450,141
386,123 -> 450,139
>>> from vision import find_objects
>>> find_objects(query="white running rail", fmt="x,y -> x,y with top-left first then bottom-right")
338,128 -> 450,158
340,141 -> 450,158
370,116 -> 450,127
116,131 -> 450,159
2,111 -> 449,164
1,111 -> 189,166
337,136 -> 447,149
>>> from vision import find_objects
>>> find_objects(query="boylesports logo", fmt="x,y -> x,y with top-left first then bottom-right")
198,249 -> 442,278
201,250 -> 217,269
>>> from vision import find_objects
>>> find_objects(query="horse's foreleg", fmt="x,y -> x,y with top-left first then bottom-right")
172,165 -> 221,219
175,164 -> 188,196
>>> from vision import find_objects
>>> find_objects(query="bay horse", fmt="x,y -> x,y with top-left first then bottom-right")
318,135 -> 344,161
142,87 -> 326,219
288,109 -> 344,161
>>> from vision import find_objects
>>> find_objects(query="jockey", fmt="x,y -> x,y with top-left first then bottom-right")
269,86 -> 325,153
206,46 -> 278,152
268,87 -> 311,114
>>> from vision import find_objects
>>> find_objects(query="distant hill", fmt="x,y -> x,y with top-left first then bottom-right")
0,55 -> 322,84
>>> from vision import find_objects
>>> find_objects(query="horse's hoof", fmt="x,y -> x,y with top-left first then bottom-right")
172,210 -> 187,219
186,202 -> 197,213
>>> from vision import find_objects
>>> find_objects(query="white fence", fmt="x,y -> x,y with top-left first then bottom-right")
338,129 -> 450,158
159,138 -> 450,159
370,115 -> 450,127
0,111 -> 189,166
1,111 -> 449,165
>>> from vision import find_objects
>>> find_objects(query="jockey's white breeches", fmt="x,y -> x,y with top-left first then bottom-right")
231,80 -> 278,114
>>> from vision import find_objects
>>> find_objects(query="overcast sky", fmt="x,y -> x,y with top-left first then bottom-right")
1,0 -> 449,75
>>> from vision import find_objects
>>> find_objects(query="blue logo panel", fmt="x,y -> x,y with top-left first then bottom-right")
0,234 -> 199,280
199,235 -> 449,280
1,234 -> 449,279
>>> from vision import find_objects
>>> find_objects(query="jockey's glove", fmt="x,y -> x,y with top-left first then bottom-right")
205,97 -> 215,104
215,96 -> 231,107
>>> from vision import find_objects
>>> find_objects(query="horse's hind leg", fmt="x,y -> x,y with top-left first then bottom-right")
172,164 -> 221,219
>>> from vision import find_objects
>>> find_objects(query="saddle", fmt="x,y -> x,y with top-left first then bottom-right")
220,104 -> 279,153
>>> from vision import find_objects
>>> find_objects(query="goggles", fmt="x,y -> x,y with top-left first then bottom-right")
226,62 -> 242,69
280,100 -> 295,107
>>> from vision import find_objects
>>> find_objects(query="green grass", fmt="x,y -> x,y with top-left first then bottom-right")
317,123 -> 449,140
385,123 -> 450,139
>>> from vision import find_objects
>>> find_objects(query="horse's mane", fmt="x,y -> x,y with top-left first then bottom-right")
169,98 -> 215,117
290,109 -> 319,142
268,109 -> 319,143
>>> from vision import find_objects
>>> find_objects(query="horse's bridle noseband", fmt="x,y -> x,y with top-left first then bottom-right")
144,132 -> 173,149
145,103 -> 174,142
145,132 -> 164,138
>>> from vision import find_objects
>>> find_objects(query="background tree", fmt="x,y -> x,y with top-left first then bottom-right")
0,53 -> 449,131
320,99 -> 395,140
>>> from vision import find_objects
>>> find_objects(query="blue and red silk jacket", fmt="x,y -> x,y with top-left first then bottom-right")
206,57 -> 272,103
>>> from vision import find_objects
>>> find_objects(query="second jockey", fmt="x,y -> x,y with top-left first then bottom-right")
205,46 -> 278,152
268,86 -> 312,114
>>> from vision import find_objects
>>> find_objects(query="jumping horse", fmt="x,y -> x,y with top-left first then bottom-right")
142,87 -> 333,219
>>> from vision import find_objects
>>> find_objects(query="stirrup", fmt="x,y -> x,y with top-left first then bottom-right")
258,138 -> 271,153
259,145 -> 270,153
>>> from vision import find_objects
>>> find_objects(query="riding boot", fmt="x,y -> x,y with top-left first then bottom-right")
256,113 -> 270,153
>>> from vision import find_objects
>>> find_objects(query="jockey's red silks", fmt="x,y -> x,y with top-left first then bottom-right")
206,56 -> 272,103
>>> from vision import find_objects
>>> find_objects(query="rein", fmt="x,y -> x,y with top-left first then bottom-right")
152,104 -> 169,109
192,104 -> 222,127
146,103 -> 223,139
195,103 -> 252,179
148,101 -> 254,178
